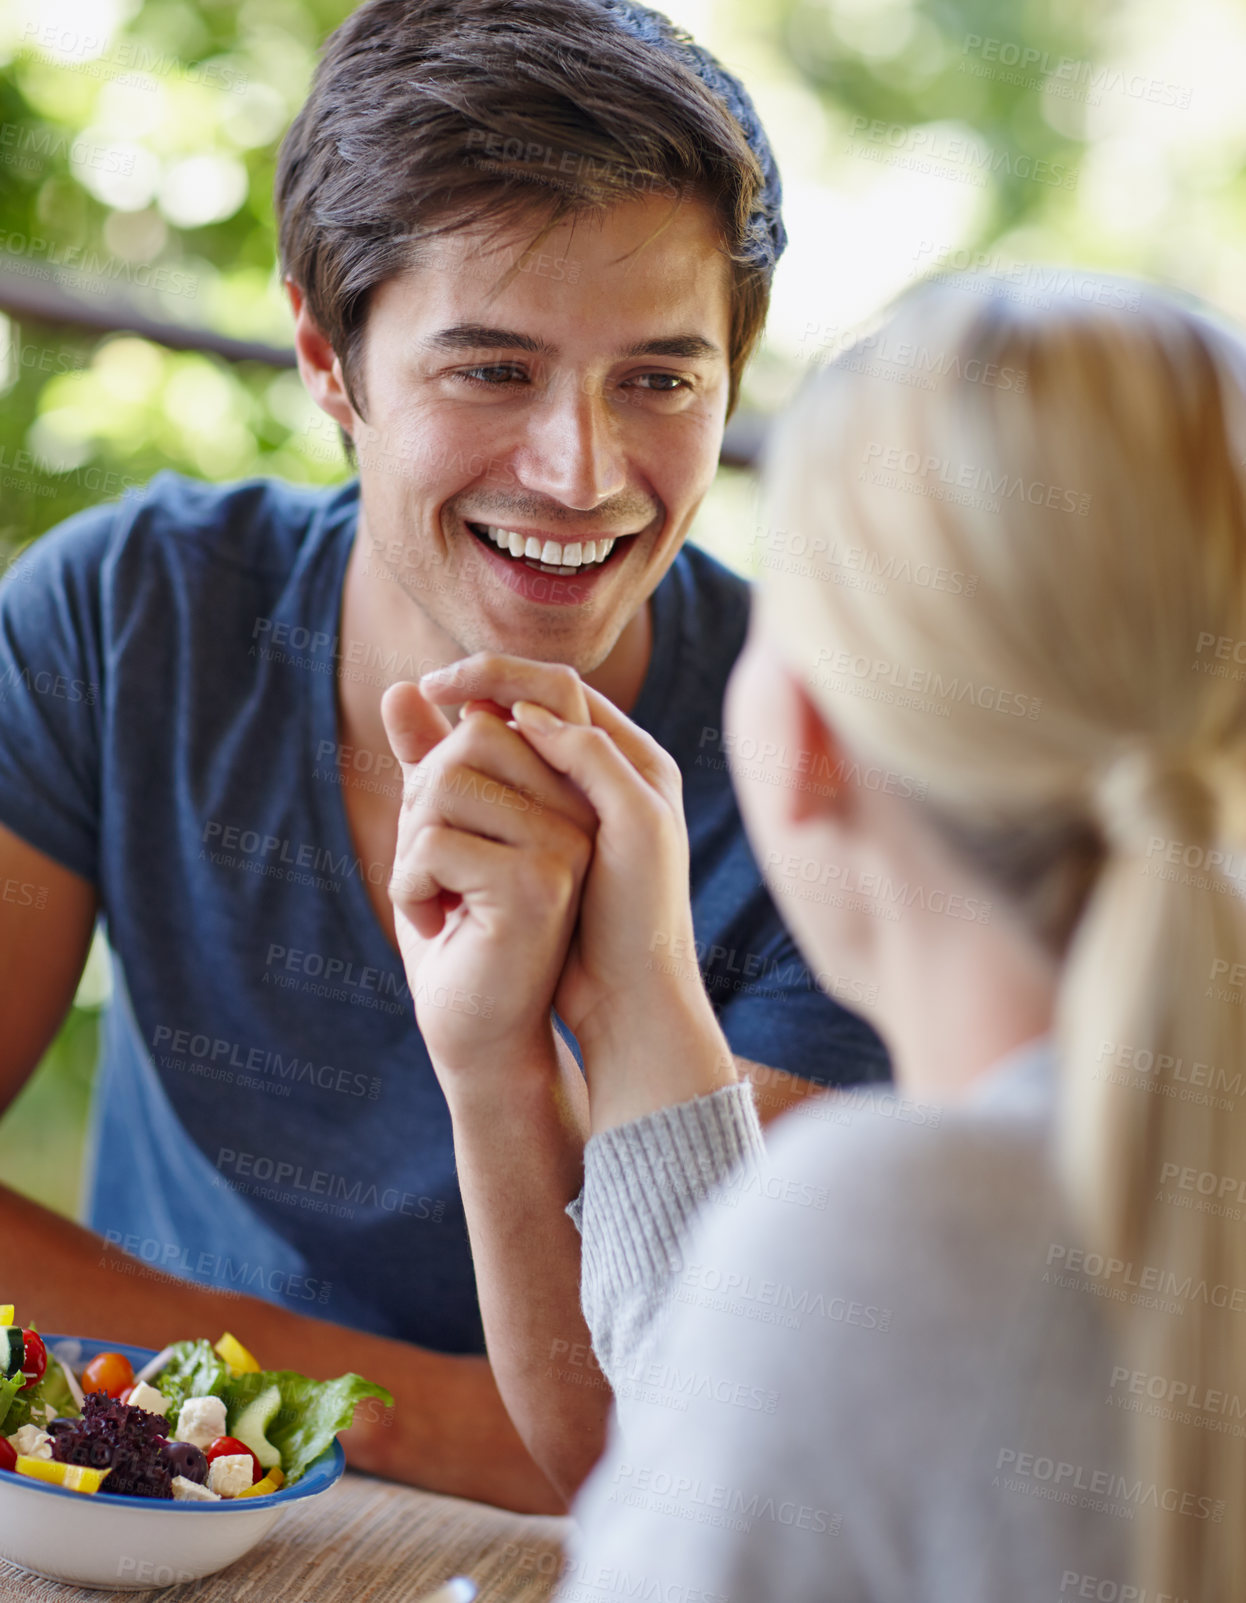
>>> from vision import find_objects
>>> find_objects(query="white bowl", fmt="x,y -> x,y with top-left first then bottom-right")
0,1335 -> 345,1590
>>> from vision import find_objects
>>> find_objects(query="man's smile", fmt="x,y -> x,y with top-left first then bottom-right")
465,519 -> 626,573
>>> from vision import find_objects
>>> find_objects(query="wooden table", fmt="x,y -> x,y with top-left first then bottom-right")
0,1473 -> 571,1601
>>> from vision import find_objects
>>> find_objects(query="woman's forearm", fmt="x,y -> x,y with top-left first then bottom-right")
580,985 -> 740,1135
577,1079 -> 766,1391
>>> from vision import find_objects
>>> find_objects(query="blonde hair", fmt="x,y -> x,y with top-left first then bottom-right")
761,276 -> 1246,1597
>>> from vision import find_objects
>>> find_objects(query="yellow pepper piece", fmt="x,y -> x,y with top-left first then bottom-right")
236,1465 -> 284,1499
16,1456 -> 107,1494
213,1332 -> 260,1374
0,1306 -> 12,1326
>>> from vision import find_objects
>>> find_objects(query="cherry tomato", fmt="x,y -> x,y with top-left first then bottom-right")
19,1330 -> 46,1391
118,1386 -> 134,1406
81,1351 -> 134,1400
206,1436 -> 263,1484
0,1437 -> 15,1472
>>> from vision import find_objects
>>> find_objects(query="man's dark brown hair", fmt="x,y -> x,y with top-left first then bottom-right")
275,0 -> 784,419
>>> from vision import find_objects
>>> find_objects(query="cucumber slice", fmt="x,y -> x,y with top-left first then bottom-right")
1,1328 -> 23,1378
229,1383 -> 283,1470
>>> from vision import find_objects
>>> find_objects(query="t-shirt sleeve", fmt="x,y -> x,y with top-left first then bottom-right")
0,506 -> 112,881
710,918 -> 890,1091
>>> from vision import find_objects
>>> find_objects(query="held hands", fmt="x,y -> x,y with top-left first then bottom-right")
384,656 -> 736,1130
380,675 -> 596,1079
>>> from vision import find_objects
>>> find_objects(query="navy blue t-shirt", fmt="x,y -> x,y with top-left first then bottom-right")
0,473 -> 888,1353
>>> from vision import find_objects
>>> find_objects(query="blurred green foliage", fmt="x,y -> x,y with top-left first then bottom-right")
0,1007 -> 98,1217
776,0 -> 1095,231
0,0 -> 359,548
0,0 -> 1152,1216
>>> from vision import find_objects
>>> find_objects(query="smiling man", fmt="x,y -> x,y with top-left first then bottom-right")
0,0 -> 887,1510
316,194 -> 736,942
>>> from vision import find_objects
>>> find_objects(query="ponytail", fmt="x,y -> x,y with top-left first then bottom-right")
1059,755 -> 1246,1598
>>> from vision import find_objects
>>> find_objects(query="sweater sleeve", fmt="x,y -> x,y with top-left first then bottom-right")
567,1082 -> 764,1390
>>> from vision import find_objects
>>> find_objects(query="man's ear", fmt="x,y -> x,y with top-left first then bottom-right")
785,667 -> 852,828
285,277 -> 357,436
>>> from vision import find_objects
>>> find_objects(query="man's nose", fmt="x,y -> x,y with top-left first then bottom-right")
513,374 -> 627,510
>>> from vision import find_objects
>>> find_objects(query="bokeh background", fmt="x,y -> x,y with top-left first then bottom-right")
2,0 -> 1244,1217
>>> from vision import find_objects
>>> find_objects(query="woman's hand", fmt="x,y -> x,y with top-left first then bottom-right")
418,655 -> 737,1132
381,680 -> 597,1081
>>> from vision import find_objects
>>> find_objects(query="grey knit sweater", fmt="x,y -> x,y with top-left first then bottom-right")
559,1043 -> 1141,1601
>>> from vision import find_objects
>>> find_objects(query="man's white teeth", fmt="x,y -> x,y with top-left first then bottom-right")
484,526 -> 616,570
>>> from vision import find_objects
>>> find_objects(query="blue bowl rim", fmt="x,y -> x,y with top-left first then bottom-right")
2,1335 -> 345,1512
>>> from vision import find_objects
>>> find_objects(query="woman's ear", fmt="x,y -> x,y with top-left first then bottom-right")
784,667 -> 853,829
286,278 -> 357,436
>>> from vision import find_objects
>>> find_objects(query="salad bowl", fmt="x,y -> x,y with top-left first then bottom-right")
0,1335 -> 347,1590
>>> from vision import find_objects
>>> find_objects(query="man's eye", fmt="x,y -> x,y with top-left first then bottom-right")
629,372 -> 690,393
455,364 -> 529,385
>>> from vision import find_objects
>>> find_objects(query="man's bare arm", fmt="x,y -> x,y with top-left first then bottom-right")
0,824 -> 563,1512
442,1030 -> 612,1506
0,1180 -> 564,1511
0,822 -> 98,1093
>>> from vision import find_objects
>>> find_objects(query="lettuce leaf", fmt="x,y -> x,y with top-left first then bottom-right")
221,1368 -> 392,1484
151,1340 -> 230,1420
0,1368 -> 67,1434
154,1341 -> 392,1484
0,1370 -> 25,1435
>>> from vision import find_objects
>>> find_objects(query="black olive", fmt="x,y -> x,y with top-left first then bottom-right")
160,1440 -> 209,1484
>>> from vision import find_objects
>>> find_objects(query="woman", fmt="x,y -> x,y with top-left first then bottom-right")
390,274 -> 1246,1598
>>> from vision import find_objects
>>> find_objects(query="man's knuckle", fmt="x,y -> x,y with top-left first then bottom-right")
526,851 -> 572,907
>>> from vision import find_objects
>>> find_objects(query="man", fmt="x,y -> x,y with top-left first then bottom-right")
0,0 -> 887,1510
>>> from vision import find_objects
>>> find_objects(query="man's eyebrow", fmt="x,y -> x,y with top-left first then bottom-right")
423,325 -> 723,362
623,334 -> 723,361
423,324 -> 554,354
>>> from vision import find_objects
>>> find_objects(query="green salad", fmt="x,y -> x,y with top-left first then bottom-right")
1,1314 -> 393,1500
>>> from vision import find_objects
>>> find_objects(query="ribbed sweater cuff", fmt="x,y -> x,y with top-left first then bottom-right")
572,1082 -> 764,1294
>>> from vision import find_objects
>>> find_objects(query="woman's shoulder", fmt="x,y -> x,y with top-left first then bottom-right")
676,1039 -> 1080,1383
757,1039 -> 1058,1250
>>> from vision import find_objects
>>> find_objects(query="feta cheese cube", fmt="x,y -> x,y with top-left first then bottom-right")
171,1474 -> 221,1501
126,1381 -> 170,1416
174,1395 -> 228,1450
207,1453 -> 254,1499
8,1425 -> 53,1460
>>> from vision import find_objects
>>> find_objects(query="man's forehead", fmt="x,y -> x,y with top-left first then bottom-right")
420,192 -> 722,263
374,196 -> 733,356
406,197 -> 729,299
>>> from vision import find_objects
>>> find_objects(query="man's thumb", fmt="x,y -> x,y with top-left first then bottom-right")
380,680 -> 452,767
